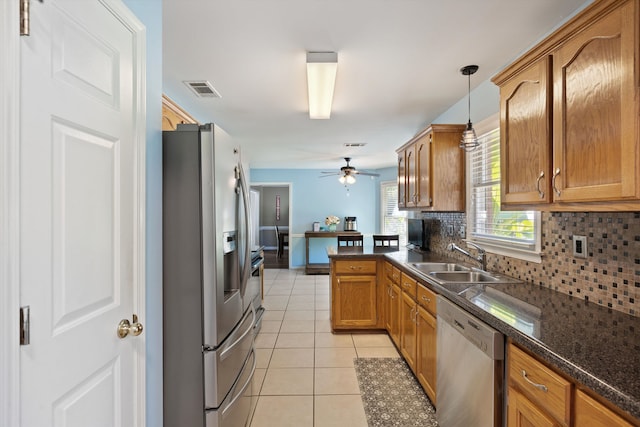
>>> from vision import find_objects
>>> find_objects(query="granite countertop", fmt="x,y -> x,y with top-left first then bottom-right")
328,247 -> 640,421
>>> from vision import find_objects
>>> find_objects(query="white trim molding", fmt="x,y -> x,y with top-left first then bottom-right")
1,0 -> 21,425
100,1 -> 148,425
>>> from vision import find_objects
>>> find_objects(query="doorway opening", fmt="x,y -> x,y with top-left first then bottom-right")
249,184 -> 291,269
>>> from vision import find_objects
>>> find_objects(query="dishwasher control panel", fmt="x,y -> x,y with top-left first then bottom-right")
437,296 -> 504,360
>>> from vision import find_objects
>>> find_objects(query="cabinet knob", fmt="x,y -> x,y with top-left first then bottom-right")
421,296 -> 431,303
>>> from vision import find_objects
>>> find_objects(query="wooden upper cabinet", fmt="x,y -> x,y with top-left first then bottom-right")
162,95 -> 198,131
493,0 -> 640,211
500,57 -> 552,206
552,2 -> 637,203
396,124 -> 465,211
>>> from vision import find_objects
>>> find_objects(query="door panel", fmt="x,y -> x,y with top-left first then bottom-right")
20,1 -> 143,426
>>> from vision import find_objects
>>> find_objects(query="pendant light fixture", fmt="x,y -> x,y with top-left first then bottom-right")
460,65 -> 479,151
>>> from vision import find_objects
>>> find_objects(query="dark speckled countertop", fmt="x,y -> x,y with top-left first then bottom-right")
328,247 -> 640,421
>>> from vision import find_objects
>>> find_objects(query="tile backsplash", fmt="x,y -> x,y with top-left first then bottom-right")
422,212 -> 640,317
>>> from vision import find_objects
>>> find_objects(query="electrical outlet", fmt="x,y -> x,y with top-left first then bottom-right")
446,225 -> 454,236
458,225 -> 466,238
573,235 -> 587,259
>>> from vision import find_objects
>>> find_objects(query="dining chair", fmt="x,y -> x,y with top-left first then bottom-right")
337,234 -> 364,247
372,234 -> 400,248
275,225 -> 289,258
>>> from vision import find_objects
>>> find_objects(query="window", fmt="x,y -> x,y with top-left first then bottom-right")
380,181 -> 407,246
467,115 -> 541,262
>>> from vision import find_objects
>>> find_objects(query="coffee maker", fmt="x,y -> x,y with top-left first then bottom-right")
344,216 -> 357,231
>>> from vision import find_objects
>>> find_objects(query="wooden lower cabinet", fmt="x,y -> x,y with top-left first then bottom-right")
331,258 -> 380,330
508,387 -> 559,427
332,274 -> 377,328
400,291 -> 417,370
416,305 -> 437,405
507,342 -> 639,427
574,389 -> 634,427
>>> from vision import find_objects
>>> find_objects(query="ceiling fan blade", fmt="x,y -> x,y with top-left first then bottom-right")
354,171 -> 380,177
318,173 -> 339,178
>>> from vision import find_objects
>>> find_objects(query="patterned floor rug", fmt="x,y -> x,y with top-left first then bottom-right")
354,357 -> 438,427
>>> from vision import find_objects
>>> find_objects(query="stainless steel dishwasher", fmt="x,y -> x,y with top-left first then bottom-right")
436,296 -> 505,427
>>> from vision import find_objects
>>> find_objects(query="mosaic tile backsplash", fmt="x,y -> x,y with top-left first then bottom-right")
422,212 -> 640,317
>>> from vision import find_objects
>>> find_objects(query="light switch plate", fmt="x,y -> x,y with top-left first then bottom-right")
573,235 -> 587,259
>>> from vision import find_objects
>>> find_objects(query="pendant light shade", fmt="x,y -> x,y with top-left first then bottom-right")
460,65 -> 479,152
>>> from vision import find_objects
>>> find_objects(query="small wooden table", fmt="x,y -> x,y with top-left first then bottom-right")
304,231 -> 362,274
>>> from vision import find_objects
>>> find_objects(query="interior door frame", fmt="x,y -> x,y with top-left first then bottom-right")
249,182 -> 293,265
0,1 -> 148,425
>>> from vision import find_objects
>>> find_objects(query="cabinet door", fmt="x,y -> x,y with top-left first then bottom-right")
333,275 -> 377,327
400,292 -> 417,370
406,143 -> 417,207
416,306 -> 437,405
574,389 -> 634,427
508,387 -> 559,427
389,284 -> 401,347
552,1 -> 639,202
415,134 -> 432,208
500,57 -> 552,205
397,150 -> 407,208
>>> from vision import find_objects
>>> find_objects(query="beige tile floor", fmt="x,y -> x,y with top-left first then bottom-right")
249,268 -> 401,427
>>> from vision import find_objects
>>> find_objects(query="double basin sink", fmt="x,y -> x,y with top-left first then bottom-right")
407,262 -> 521,292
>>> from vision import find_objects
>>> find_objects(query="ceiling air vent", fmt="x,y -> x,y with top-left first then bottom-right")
184,81 -> 221,98
343,143 -> 367,148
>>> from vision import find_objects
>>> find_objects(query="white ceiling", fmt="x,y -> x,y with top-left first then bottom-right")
162,0 -> 589,171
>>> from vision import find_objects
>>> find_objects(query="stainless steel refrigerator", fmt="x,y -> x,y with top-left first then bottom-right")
163,123 -> 258,427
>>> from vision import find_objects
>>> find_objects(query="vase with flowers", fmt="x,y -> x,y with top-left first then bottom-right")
325,215 -> 340,232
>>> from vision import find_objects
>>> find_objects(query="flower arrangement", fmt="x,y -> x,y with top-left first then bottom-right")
325,215 -> 340,226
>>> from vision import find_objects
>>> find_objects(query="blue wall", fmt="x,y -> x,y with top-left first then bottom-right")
251,166 -> 397,268
120,1 -> 163,426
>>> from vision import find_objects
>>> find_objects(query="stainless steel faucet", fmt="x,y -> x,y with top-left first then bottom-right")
447,241 -> 487,271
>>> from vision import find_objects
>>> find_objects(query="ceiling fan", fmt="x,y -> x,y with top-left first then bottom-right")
320,157 -> 380,184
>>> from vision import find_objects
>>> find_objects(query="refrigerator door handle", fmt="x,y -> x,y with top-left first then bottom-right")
237,162 -> 252,295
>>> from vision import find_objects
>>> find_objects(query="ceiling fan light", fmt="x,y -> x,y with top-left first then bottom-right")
306,52 -> 338,119
346,174 -> 356,184
338,175 -> 346,184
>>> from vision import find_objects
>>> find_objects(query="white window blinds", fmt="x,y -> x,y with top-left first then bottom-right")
469,128 -> 539,252
380,181 -> 407,246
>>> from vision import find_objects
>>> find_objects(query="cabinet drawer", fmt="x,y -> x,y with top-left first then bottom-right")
400,273 -> 417,299
391,266 -> 401,284
335,260 -> 377,275
417,284 -> 437,315
508,344 -> 572,426
383,261 -> 393,278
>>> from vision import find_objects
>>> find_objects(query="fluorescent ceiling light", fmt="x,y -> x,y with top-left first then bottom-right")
306,52 -> 338,119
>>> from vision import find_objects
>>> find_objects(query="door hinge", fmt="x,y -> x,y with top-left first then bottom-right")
20,306 -> 30,345
20,0 -> 30,36
20,0 -> 43,36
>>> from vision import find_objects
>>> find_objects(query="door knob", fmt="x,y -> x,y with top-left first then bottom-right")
117,314 -> 143,339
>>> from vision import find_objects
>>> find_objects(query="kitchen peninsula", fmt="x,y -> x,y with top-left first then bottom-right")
328,247 -> 640,426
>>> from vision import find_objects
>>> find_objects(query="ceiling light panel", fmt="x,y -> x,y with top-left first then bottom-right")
306,52 -> 338,119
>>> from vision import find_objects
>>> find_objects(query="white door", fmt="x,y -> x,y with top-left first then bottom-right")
19,1 -> 145,426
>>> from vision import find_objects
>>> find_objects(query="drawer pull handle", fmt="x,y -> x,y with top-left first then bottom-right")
349,265 -> 363,270
421,296 -> 431,303
521,369 -> 548,392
